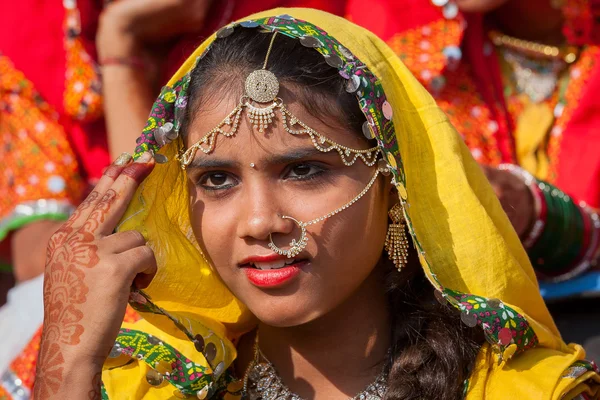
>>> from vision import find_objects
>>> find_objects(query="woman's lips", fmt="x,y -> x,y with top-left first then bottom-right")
242,260 -> 307,288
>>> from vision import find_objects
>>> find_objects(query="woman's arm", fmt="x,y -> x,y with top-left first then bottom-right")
100,62 -> 156,159
96,8 -> 156,159
487,164 -> 600,281
96,0 -> 213,159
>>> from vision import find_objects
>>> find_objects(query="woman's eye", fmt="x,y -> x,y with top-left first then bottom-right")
286,163 -> 324,180
199,172 -> 237,190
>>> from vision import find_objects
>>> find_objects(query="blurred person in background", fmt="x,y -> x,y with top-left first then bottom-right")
347,0 -> 600,359
0,0 -> 110,375
0,0 -> 345,398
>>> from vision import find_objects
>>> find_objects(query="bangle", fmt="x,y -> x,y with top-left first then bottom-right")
497,165 -> 595,282
525,183 -> 546,248
99,56 -> 145,69
573,203 -> 600,270
532,182 -> 594,282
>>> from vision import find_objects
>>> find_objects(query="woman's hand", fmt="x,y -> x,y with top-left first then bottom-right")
481,165 -> 535,238
96,0 -> 214,60
34,153 -> 157,399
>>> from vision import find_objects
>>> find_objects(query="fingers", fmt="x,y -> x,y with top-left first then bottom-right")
119,245 -> 158,289
101,230 -> 146,254
84,153 -> 155,237
66,153 -> 134,232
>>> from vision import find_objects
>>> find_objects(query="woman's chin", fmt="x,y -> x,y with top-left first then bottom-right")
248,301 -> 324,328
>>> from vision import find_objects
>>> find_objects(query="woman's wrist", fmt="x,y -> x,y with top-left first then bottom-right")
497,164 -> 543,245
497,164 -> 599,281
35,347 -> 104,399
96,7 -> 140,60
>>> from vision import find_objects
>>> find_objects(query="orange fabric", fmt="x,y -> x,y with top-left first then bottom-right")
0,56 -> 85,222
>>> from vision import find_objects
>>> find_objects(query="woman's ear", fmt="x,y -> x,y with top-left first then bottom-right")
386,180 -> 400,211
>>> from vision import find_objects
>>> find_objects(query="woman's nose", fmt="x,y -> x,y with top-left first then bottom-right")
236,183 -> 293,241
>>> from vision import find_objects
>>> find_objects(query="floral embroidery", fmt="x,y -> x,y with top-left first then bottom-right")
562,360 -> 599,379
112,329 -> 212,394
445,289 -> 538,360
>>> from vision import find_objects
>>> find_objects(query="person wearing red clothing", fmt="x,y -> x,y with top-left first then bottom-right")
347,0 -> 600,300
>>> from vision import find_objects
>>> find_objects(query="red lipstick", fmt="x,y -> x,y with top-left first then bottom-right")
240,254 -> 306,288
243,265 -> 302,288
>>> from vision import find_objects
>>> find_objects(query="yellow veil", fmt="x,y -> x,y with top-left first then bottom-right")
103,8 -> 600,400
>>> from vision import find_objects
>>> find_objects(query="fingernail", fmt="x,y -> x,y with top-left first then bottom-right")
135,151 -> 152,163
114,152 -> 133,166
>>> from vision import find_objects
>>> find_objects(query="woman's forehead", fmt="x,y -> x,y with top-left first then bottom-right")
185,90 -> 369,163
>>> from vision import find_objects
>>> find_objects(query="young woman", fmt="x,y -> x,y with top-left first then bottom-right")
34,8 -> 600,400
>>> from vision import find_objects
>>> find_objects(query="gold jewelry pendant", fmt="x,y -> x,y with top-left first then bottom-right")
268,216 -> 308,259
246,100 -> 278,133
385,203 -> 409,272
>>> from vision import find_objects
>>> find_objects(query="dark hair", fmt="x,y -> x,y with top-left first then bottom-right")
183,28 -> 484,400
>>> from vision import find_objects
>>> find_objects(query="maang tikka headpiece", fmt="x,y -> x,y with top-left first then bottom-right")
178,31 -> 391,258
177,32 -> 382,168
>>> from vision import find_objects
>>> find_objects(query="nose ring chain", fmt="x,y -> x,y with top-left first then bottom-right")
268,167 -> 384,258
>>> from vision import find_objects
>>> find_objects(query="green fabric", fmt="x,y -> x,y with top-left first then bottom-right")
0,213 -> 70,242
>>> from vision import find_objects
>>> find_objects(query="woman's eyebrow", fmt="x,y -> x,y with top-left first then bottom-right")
187,158 -> 240,170
187,147 -> 336,170
264,147 -> 334,165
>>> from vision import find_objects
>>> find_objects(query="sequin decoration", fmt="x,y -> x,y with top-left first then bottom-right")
445,289 -> 538,362
114,328 -> 212,396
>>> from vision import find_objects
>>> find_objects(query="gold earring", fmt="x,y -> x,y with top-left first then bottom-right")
385,203 -> 409,272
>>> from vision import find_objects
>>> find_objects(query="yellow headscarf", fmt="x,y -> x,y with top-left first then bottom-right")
103,8 -> 600,400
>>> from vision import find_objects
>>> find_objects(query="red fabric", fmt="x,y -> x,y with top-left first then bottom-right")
554,52 -> 600,207
0,2 -> 67,112
461,14 -> 516,163
345,0 -> 445,41
460,14 -> 600,207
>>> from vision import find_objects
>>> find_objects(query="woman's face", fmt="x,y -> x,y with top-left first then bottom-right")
185,88 -> 392,327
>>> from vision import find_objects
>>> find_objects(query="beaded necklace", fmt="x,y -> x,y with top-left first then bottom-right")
241,335 -> 389,400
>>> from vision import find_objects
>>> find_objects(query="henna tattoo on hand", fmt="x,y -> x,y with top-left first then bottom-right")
35,190 -> 116,398
88,371 -> 102,400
